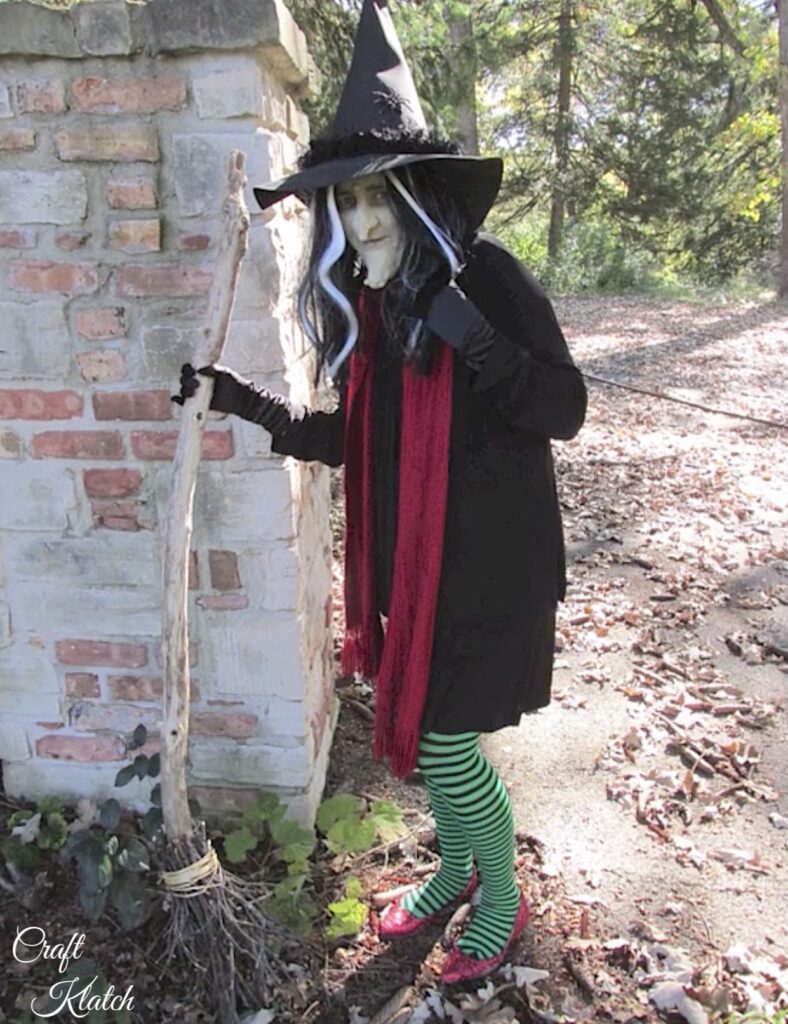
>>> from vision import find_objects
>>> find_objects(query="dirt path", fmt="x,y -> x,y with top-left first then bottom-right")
325,296 -> 788,1024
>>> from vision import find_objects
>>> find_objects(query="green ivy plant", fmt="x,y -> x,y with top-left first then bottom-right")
57,723 -> 179,931
2,795 -> 70,875
221,789 -> 406,940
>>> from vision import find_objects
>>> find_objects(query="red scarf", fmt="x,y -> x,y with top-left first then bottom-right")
341,286 -> 454,778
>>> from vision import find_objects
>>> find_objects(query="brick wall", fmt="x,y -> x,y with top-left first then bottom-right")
0,0 -> 339,826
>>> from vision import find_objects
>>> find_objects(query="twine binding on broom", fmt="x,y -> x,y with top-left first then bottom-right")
159,843 -> 222,897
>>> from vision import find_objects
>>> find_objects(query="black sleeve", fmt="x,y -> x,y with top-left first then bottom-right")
269,390 -> 346,468
462,237 -> 587,440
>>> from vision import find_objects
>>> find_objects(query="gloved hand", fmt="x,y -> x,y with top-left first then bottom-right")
171,363 -> 293,434
424,282 -> 499,372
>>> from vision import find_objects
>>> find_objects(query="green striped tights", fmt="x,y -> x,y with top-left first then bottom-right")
400,731 -> 521,959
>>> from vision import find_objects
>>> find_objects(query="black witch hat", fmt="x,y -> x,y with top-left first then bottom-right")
253,0 -> 502,233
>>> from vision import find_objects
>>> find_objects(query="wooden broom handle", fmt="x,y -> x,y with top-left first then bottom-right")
161,152 -> 250,840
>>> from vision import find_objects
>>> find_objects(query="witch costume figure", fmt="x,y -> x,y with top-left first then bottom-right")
174,0 -> 587,985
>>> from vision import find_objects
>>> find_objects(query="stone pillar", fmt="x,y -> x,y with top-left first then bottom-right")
0,0 -> 338,825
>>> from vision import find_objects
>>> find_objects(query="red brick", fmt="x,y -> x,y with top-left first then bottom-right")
90,501 -> 143,532
196,595 -> 248,610
8,260 -> 100,295
36,734 -> 126,762
93,390 -> 171,422
55,231 -> 91,251
56,639 -> 147,668
0,129 -> 35,151
55,125 -> 158,162
65,673 -> 100,699
190,713 -> 258,738
74,307 -> 126,340
0,228 -> 37,249
106,178 -> 157,210
177,233 -> 211,252
116,263 -> 211,298
0,389 -> 82,421
83,467 -> 141,498
131,430 -> 233,461
72,75 -> 186,113
208,550 -> 241,591
76,350 -> 126,383
16,80 -> 66,114
108,675 -> 200,702
32,430 -> 124,460
189,551 -> 200,591
108,219 -> 160,253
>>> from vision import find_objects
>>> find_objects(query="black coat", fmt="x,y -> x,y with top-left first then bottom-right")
271,233 -> 587,734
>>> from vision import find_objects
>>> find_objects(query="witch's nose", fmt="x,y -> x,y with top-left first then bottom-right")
358,202 -> 381,237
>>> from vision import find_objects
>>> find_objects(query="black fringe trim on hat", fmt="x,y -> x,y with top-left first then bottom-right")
298,128 -> 461,171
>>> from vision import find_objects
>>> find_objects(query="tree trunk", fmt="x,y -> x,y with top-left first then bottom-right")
779,0 -> 788,298
548,0 -> 574,260
445,5 -> 479,154
160,152 -> 250,840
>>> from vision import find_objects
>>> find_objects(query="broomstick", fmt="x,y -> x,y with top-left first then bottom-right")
155,151 -> 288,1022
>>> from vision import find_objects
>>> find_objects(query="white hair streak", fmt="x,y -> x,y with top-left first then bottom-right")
317,184 -> 359,380
385,169 -> 462,276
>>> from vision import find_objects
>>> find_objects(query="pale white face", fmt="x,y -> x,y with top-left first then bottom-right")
335,173 -> 405,288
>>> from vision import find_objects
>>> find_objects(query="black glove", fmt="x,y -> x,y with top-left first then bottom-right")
171,363 -> 293,435
424,283 -> 499,372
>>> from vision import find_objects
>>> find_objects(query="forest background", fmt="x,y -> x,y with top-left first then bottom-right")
286,0 -> 785,299
4,0 -> 785,298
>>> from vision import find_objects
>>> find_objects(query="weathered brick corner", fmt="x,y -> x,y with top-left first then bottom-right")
0,0 -> 337,827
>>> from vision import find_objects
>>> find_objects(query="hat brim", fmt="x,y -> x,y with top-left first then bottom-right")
253,153 -> 503,233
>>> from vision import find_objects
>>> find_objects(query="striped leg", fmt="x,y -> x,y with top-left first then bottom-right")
400,774 -> 474,918
417,731 -> 521,960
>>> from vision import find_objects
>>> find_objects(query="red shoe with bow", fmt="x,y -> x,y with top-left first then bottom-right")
378,868 -> 479,940
440,892 -> 530,984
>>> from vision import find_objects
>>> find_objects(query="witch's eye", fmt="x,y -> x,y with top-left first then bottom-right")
336,194 -> 355,211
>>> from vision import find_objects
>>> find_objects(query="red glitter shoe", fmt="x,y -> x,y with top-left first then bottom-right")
440,892 -> 530,984
378,868 -> 479,940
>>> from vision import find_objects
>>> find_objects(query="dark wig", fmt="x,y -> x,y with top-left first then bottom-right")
296,162 -> 473,390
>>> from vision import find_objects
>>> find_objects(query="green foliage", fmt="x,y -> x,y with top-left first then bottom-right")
325,875 -> 368,942
217,789 -> 406,940
1,797 -> 72,875
59,828 -> 150,930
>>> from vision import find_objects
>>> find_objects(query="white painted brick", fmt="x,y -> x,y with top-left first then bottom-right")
203,612 -> 304,698
0,689 -> 62,719
223,317 -> 286,376
0,464 -> 76,531
10,579 -> 160,637
8,534 -> 159,589
0,649 -> 60,695
171,130 -> 271,218
139,323 -> 204,383
191,468 -> 294,544
0,600 -> 10,648
193,63 -> 264,119
3,760 -> 156,815
258,695 -> 308,743
188,738 -> 311,788
244,546 -> 298,611
70,701 -> 162,734
0,301 -> 70,380
0,84 -> 12,118
0,170 -> 88,225
0,721 -> 31,761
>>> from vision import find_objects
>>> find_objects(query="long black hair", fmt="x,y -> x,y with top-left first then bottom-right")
296,162 -> 472,389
